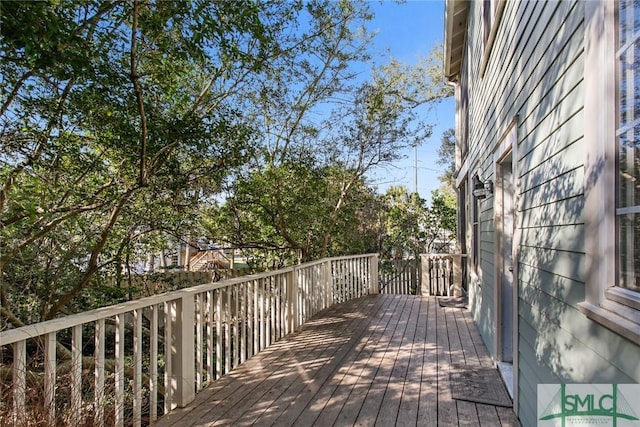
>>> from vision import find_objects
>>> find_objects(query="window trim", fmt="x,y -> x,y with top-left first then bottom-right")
455,80 -> 469,164
480,0 -> 507,78
606,287 -> 640,311
579,0 -> 640,343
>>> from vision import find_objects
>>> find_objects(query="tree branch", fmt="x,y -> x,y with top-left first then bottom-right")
0,78 -> 75,214
130,0 -> 148,187
44,189 -> 135,320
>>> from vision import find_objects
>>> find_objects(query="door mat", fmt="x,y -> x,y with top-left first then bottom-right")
438,297 -> 468,308
450,364 -> 512,407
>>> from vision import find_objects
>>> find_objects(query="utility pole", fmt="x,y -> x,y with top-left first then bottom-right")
414,144 -> 418,194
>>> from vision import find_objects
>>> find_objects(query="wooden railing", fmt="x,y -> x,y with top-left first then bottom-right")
420,254 -> 464,297
379,258 -> 420,295
0,254 -> 378,427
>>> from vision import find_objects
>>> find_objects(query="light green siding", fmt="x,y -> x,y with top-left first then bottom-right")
457,0 -> 640,426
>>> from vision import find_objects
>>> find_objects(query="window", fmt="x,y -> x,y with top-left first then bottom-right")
483,0 -> 495,47
581,0 -> 640,342
617,0 -> 640,291
480,0 -> 506,77
457,79 -> 469,162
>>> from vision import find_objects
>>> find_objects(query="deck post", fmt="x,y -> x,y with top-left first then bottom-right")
451,254 -> 463,297
12,341 -> 26,424
287,268 -> 299,331
169,295 -> 195,408
370,254 -> 379,294
419,254 -> 431,296
44,332 -> 56,425
322,259 -> 331,308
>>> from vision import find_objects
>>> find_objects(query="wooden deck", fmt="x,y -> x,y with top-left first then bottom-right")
156,294 -> 520,426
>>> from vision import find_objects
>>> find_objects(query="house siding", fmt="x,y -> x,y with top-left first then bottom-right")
453,0 -> 640,426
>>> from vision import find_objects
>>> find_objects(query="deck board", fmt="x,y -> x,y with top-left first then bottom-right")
319,295 -> 403,427
435,299 -> 459,426
417,296 -> 438,426
156,295 -> 521,427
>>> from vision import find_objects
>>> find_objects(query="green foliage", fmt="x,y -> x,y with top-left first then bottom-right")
205,162 -> 381,268
430,188 -> 457,233
437,128 -> 456,190
0,0 -> 454,327
0,0 -> 369,325
377,186 -> 457,260
421,188 -> 457,253
371,45 -> 454,108
379,187 -> 428,259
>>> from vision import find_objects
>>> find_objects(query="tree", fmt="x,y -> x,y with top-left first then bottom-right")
380,186 -> 428,259
209,50 -> 455,265
376,185 -> 456,259
437,128 -> 456,190
370,46 -> 454,109
421,127 -> 459,253
311,45 -> 453,256
0,1 -> 455,326
205,8 -> 455,265
199,1 -> 378,266
0,0 -> 363,326
204,162 -> 382,268
425,188 -> 457,252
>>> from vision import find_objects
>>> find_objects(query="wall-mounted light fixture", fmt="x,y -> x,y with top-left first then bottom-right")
472,172 -> 493,200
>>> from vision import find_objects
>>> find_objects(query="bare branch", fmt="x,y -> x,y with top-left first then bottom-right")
129,0 -> 148,187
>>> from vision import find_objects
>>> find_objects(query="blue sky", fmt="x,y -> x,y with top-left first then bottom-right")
365,0 -> 454,202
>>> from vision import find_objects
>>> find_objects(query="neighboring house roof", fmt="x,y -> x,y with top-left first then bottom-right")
444,0 -> 469,82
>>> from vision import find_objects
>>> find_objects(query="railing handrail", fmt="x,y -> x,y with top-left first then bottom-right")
0,253 -> 378,347
423,253 -> 465,258
1,252 -> 381,426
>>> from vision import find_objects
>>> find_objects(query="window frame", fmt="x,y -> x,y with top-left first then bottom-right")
580,0 -> 640,343
480,0 -> 507,77
482,0 -> 495,48
616,0 -> 640,292
456,78 -> 469,163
